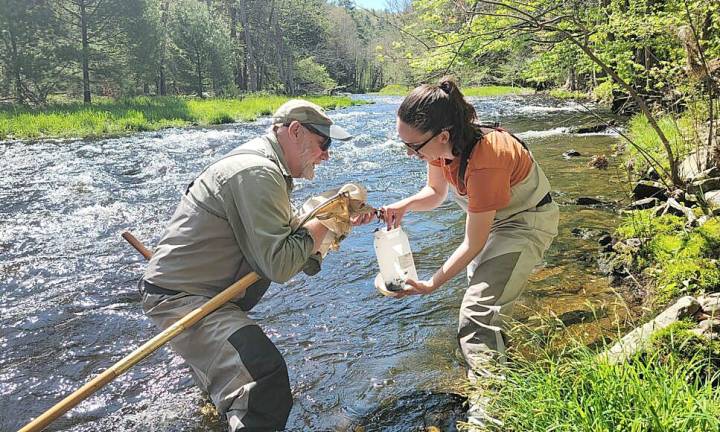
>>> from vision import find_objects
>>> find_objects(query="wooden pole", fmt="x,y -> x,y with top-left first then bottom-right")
121,231 -> 153,260
18,232 -> 260,432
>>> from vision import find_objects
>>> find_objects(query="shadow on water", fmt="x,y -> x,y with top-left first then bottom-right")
0,94 -> 637,431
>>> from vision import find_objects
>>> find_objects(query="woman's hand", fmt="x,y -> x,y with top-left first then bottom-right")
394,278 -> 438,297
381,201 -> 409,230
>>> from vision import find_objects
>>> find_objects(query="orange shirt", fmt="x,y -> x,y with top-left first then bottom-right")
430,129 -> 533,213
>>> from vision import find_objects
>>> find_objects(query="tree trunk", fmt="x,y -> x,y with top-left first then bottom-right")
196,53 -> 203,98
286,55 -> 294,95
158,66 -> 166,96
238,0 -> 257,92
8,28 -> 24,104
80,0 -> 91,104
157,0 -> 170,96
229,0 -> 243,89
565,66 -> 577,91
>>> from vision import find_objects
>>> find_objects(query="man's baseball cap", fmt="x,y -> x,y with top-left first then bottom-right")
272,99 -> 353,141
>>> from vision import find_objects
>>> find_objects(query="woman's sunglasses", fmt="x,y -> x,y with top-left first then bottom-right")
402,129 -> 444,154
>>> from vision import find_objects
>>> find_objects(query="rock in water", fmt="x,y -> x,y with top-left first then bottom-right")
563,149 -> 582,159
351,391 -> 467,432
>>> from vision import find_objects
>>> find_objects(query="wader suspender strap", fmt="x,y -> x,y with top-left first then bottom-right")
457,124 -> 530,191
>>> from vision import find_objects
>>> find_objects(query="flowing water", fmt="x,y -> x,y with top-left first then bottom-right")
1,95 -> 633,431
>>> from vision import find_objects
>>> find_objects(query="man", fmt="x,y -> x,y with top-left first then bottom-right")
141,99 -> 353,431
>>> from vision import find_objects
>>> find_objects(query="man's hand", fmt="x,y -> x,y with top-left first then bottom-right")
350,212 -> 376,226
303,218 -> 330,254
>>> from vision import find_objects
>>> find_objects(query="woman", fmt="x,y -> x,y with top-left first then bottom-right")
381,77 -> 559,375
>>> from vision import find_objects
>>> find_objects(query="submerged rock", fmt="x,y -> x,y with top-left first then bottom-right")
571,122 -> 615,134
558,308 -> 606,326
562,149 -> 582,159
588,154 -> 609,169
351,391 -> 467,432
575,197 -> 607,206
571,227 -> 608,240
598,234 -> 614,251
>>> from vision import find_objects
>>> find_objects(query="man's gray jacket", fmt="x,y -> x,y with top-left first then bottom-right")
143,133 -> 314,310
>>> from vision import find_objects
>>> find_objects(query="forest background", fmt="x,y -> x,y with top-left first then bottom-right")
1,0 -> 718,180
1,0 -> 716,123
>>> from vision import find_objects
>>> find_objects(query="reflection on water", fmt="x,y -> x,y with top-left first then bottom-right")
1,95 -> 632,431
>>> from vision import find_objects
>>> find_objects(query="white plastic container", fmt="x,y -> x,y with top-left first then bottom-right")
373,226 -> 418,295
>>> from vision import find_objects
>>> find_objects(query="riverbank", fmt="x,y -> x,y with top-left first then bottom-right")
376,84 -> 534,96
0,95 -> 367,141
464,102 -> 720,431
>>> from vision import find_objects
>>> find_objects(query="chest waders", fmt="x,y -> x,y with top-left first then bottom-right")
451,126 -> 559,375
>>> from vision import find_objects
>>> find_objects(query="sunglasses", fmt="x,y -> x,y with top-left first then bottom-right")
402,129 -> 445,155
303,124 -> 332,151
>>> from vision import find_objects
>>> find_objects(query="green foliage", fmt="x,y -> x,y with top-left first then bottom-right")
616,210 -> 685,239
170,0 -> 232,98
592,80 -> 617,104
463,86 -> 534,97
0,0 -> 400,102
654,258 -> 720,303
477,343 -> 720,432
294,57 -> 337,94
375,84 -> 532,97
0,0 -> 70,104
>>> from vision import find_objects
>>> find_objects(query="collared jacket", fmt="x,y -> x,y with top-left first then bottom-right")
143,133 -> 314,310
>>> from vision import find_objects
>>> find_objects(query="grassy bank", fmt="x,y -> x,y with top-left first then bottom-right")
618,104 -> 720,305
376,84 -> 534,97
0,95 -> 366,140
471,333 -> 720,432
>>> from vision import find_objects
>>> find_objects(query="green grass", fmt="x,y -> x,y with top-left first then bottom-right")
376,84 -> 411,95
626,113 -> 694,175
0,95 -> 367,140
375,84 -> 534,97
548,88 -> 589,99
472,339 -> 720,432
624,100 -> 720,177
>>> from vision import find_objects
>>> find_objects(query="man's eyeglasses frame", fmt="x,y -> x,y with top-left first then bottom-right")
284,122 -> 332,151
